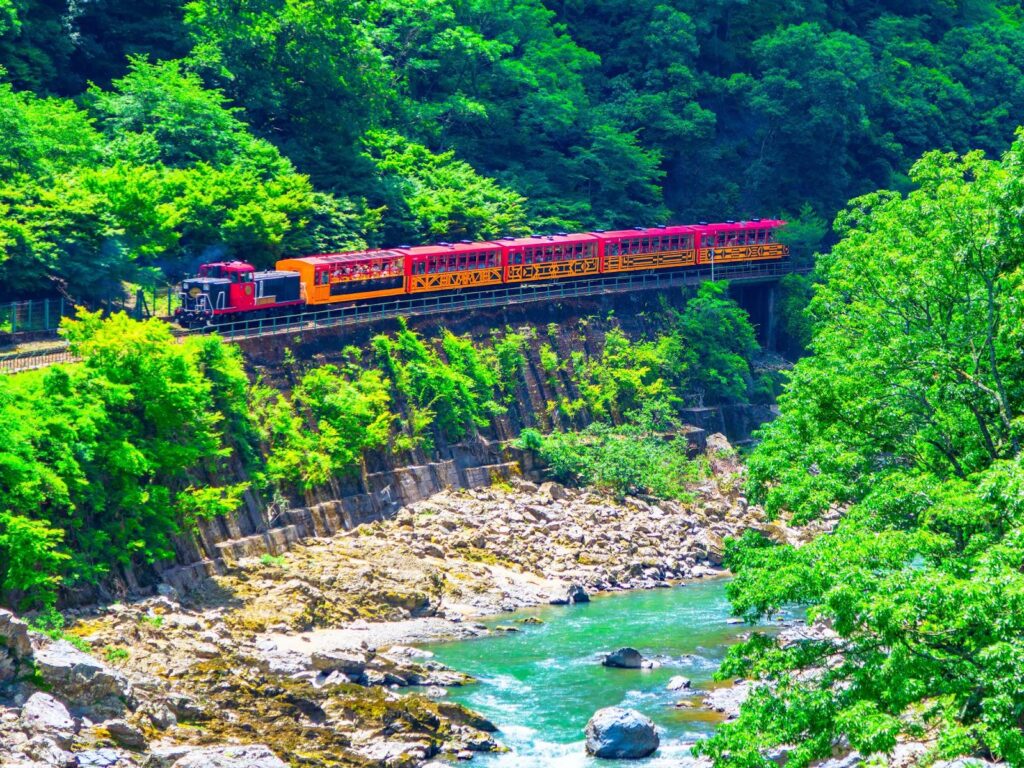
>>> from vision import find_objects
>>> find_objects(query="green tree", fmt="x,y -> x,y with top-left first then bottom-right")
362,129 -> 528,244
184,0 -> 391,188
703,144 -> 1024,767
671,282 -> 759,404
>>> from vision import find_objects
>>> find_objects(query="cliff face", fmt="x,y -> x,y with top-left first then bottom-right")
89,287 -> 780,604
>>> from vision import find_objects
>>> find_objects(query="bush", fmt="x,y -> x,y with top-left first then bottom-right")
515,422 -> 702,500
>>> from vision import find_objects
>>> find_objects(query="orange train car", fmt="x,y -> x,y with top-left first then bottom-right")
276,250 -> 406,306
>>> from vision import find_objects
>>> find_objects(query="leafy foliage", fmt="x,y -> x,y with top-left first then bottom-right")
0,310 -> 253,603
516,421 -> 703,500
4,0 -> 1024,299
703,140 -> 1024,766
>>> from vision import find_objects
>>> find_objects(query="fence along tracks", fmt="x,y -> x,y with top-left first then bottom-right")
1,260 -> 808,375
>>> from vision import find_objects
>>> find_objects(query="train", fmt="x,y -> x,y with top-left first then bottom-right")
173,219 -> 788,329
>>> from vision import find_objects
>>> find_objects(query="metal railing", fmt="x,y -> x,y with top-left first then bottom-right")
213,259 -> 808,341
0,298 -> 75,334
0,347 -> 78,374
0,259 -> 808,374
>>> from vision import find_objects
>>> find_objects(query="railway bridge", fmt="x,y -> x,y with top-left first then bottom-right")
0,258 -> 809,375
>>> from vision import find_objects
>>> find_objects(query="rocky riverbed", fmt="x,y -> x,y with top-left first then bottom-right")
0,434 -> 796,767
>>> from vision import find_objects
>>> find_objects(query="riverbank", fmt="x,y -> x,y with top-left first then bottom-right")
0,435 -> 782,767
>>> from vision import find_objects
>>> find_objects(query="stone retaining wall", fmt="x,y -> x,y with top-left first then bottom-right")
156,443 -> 531,595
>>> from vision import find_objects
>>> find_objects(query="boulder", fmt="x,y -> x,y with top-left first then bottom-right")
566,584 -> 589,604
584,707 -> 659,759
539,482 -> 567,501
693,530 -> 725,565
602,647 -> 645,669
0,609 -> 32,658
168,745 -> 288,768
666,676 -> 691,691
420,543 -> 445,559
78,748 -> 126,767
310,649 -> 369,675
102,719 -> 147,750
0,609 -> 32,682
20,693 -> 76,748
33,641 -> 133,712
702,680 -> 750,719
523,505 -> 550,523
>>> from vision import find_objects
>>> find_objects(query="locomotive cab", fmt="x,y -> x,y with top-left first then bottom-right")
175,260 -> 302,328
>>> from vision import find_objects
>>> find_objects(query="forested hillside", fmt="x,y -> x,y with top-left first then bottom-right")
1,0 -> 1023,300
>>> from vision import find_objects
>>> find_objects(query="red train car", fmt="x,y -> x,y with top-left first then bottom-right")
402,242 -> 503,294
596,225 -> 700,274
499,233 -> 601,283
696,219 -> 786,265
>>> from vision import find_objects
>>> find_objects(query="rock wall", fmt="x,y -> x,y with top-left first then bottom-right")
155,440 -> 536,596
80,288 -> 779,604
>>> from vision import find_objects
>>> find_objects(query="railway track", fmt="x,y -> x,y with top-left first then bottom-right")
0,259 -> 809,375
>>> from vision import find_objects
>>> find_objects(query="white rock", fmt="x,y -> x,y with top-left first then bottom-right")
20,693 -> 76,748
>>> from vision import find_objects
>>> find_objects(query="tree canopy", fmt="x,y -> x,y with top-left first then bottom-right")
0,0 -> 1023,298
700,136 -> 1024,767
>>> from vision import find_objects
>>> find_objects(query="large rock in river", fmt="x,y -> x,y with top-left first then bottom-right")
602,647 -> 645,669
584,707 -> 659,759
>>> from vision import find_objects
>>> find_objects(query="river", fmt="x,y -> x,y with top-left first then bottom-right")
425,578 -> 777,768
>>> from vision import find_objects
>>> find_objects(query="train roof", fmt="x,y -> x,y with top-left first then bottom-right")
497,232 -> 600,248
287,250 -> 404,266
397,241 -> 502,256
595,225 -> 702,239
701,219 -> 786,230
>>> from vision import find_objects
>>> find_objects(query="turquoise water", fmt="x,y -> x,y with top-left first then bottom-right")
425,579 -> 774,767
